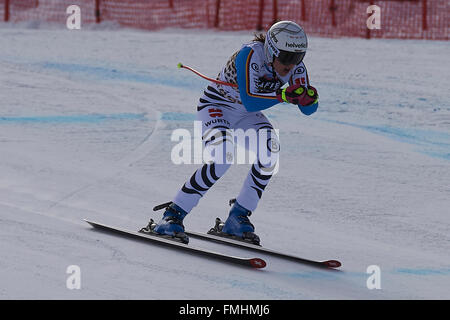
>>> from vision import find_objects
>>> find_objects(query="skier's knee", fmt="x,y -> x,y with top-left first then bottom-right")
259,131 -> 280,169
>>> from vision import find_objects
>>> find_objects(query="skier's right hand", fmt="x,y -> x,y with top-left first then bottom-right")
276,84 -> 318,106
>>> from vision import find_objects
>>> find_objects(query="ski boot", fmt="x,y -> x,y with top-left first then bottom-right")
208,199 -> 261,245
140,201 -> 189,244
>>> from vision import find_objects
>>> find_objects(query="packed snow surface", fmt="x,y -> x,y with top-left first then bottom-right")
0,23 -> 449,299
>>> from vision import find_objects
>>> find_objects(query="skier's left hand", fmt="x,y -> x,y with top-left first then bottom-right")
276,84 -> 318,106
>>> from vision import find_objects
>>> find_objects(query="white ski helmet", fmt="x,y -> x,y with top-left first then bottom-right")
264,20 -> 308,65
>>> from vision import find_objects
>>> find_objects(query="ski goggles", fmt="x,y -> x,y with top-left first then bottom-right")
276,50 -> 306,66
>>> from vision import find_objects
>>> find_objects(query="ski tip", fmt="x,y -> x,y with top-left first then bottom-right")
323,260 -> 342,268
250,258 -> 267,269
83,219 -> 101,229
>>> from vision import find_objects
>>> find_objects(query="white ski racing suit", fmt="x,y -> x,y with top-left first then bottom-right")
173,41 -> 318,213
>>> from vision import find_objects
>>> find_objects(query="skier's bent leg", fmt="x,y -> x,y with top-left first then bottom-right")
173,125 -> 234,212
154,126 -> 235,238
173,161 -> 231,213
222,128 -> 279,244
236,127 -> 279,211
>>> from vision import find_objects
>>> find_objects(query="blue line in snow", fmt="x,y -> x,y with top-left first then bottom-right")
0,113 -> 147,124
321,119 -> 450,161
0,112 -> 200,125
281,271 -> 345,280
279,267 -> 450,280
395,268 -> 450,276
40,62 -> 204,90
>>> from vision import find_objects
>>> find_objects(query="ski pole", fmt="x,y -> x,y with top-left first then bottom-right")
177,62 -> 238,88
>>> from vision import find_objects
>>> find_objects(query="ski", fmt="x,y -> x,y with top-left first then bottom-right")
84,219 -> 266,269
185,218 -> 341,269
151,202 -> 341,269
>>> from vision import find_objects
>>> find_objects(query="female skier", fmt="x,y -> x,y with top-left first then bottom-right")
148,21 -> 319,245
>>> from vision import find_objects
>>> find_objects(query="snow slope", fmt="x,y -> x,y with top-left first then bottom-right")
0,24 -> 449,299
